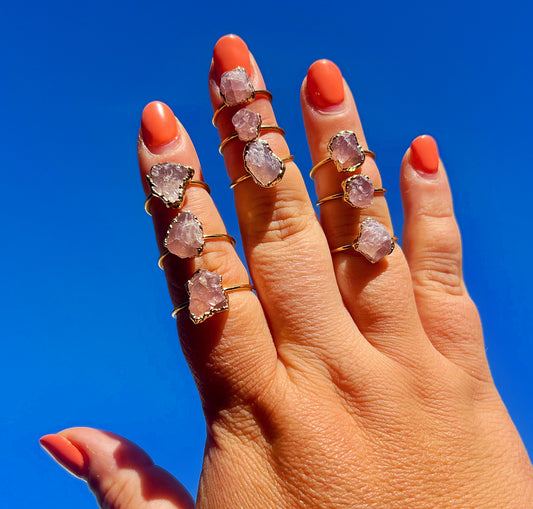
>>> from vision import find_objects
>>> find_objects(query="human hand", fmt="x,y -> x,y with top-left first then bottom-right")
40,34 -> 533,508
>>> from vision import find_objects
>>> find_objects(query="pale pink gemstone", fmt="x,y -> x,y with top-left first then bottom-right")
165,211 -> 204,259
355,218 -> 394,263
345,174 -> 375,208
148,162 -> 193,206
187,270 -> 228,323
232,108 -> 261,142
220,68 -> 254,106
244,140 -> 284,187
329,131 -> 364,170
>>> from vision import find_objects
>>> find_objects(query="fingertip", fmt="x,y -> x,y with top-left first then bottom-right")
213,34 -> 251,77
39,433 -> 89,479
408,135 -> 439,175
141,101 -> 179,152
306,59 -> 345,109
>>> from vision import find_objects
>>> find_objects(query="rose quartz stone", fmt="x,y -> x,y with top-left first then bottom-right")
220,68 -> 254,106
355,218 -> 394,263
244,140 -> 284,187
232,108 -> 261,142
186,270 -> 228,323
345,174 -> 375,208
329,131 -> 364,170
165,211 -> 204,259
148,162 -> 193,206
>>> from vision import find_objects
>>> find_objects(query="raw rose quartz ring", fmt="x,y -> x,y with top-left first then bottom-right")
144,162 -> 210,215
331,218 -> 396,263
218,108 -> 286,154
157,211 -> 236,267
316,174 -> 386,209
171,269 -> 254,324
212,67 -> 273,127
309,130 -> 375,179
229,139 -> 294,189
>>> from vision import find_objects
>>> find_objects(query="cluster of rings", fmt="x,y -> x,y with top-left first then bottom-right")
145,160 -> 253,324
312,130 -> 396,263
213,66 -> 294,189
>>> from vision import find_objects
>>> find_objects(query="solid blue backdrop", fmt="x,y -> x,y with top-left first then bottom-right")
1,0 -> 532,506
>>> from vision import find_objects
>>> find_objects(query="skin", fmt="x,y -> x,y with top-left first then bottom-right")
51,38 -> 533,508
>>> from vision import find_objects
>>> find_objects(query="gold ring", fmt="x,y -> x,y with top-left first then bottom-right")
331,218 -> 397,264
158,233 -> 236,268
212,90 -> 273,127
316,174 -> 385,208
144,181 -> 211,215
172,269 -> 254,323
219,125 -> 285,154
309,130 -> 375,179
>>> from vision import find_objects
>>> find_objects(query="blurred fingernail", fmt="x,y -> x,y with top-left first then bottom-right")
141,101 -> 178,151
213,34 -> 251,78
410,135 -> 439,175
40,434 -> 88,479
307,59 -> 344,109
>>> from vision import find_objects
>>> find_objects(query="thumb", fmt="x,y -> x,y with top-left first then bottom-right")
40,427 -> 194,509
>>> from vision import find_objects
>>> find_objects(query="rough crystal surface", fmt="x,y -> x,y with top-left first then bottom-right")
148,162 -> 193,206
232,108 -> 261,141
355,218 -> 394,263
187,269 -> 228,323
244,140 -> 284,187
345,174 -> 375,208
329,131 -> 364,170
165,211 -> 204,258
220,68 -> 254,106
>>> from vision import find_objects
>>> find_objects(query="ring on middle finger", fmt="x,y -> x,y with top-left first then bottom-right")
316,174 -> 386,209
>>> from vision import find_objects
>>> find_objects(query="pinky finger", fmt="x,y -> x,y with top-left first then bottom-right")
40,428 -> 194,509
400,135 -> 488,380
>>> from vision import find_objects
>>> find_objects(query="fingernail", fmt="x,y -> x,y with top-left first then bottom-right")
141,101 -> 179,151
307,59 -> 344,109
40,434 -> 89,479
213,34 -> 251,78
410,135 -> 439,175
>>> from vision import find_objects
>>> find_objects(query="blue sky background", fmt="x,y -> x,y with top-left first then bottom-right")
1,0 -> 532,506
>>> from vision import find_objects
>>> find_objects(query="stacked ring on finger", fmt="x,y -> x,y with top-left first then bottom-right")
214,67 -> 294,188
312,131 -> 396,263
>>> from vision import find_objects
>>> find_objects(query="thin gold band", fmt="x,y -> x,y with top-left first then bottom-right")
212,90 -> 273,127
218,125 -> 286,154
331,237 -> 398,254
309,150 -> 376,179
172,284 -> 255,318
144,180 -> 211,215
229,155 -> 295,189
316,188 -> 386,207
158,234 -> 237,269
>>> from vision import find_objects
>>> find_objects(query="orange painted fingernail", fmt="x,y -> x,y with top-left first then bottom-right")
213,34 -> 251,78
40,434 -> 89,479
410,135 -> 439,175
307,59 -> 344,109
141,101 -> 178,151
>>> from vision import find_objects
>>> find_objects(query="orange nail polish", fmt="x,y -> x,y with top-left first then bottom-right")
410,135 -> 439,175
307,59 -> 344,109
213,34 -> 251,78
141,101 -> 178,151
40,434 -> 88,478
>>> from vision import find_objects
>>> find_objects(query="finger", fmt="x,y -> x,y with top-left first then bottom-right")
209,35 -> 369,370
40,428 -> 194,509
138,101 -> 278,407
301,60 -> 428,359
400,136 -> 488,379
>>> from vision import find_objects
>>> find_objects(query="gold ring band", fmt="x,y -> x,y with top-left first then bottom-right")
229,155 -> 294,189
309,150 -> 376,179
219,125 -> 286,154
331,238 -> 398,254
144,180 -> 211,216
316,188 -> 386,207
158,234 -> 237,269
172,284 -> 255,318
212,90 -> 273,127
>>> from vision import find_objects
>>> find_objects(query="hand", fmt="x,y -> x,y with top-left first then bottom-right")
40,34 -> 533,508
